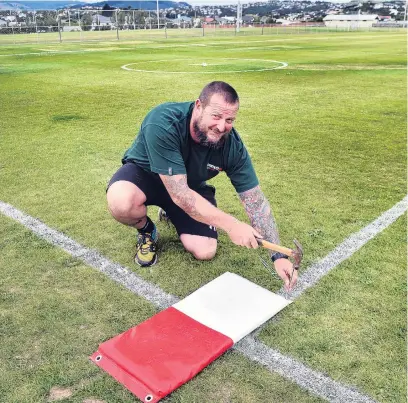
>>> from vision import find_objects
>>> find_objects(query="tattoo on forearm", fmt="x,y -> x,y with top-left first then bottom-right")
239,186 -> 280,245
161,175 -> 200,218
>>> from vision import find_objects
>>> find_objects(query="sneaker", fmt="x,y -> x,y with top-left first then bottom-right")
158,208 -> 171,224
135,231 -> 158,267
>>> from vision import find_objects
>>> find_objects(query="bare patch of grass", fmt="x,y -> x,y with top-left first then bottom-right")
47,387 -> 73,401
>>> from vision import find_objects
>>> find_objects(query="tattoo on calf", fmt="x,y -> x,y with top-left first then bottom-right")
239,186 -> 280,245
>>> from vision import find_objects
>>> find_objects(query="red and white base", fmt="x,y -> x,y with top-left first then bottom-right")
91,272 -> 291,402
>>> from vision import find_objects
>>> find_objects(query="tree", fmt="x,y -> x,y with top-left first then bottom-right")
117,11 -> 126,26
81,13 -> 92,31
128,10 -> 147,27
102,4 -> 114,18
36,11 -> 58,30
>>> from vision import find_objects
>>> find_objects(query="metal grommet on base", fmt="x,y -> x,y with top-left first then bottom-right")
145,395 -> 153,402
95,355 -> 102,362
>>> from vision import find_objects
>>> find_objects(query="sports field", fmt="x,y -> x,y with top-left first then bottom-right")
0,30 -> 406,403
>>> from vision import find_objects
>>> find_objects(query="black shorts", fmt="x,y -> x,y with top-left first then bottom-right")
108,162 -> 218,239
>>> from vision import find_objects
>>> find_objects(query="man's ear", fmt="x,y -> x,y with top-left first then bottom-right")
195,98 -> 202,111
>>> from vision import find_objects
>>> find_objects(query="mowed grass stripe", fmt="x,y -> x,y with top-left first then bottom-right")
252,196 -> 407,336
0,31 -> 405,55
0,31 -> 405,402
0,214 -> 324,403
0,201 -> 177,310
260,214 -> 407,403
235,336 -> 378,403
1,199 -> 398,402
0,28 -> 404,47
279,196 -> 407,300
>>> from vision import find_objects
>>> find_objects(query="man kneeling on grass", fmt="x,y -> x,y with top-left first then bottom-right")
107,81 -> 297,291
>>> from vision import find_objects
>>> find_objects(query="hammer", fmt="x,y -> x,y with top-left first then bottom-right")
257,239 -> 304,283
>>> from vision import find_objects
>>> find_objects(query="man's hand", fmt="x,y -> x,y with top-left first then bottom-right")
160,174 -> 262,247
227,221 -> 262,249
274,258 -> 297,291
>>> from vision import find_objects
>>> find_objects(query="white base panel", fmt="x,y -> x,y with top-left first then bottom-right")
173,272 -> 291,343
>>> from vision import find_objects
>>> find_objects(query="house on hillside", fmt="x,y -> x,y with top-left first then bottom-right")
175,15 -> 192,27
63,25 -> 80,32
220,16 -> 235,25
378,15 -> 393,22
276,18 -> 295,25
4,15 -> 16,22
242,15 -> 255,24
4,15 -> 17,26
92,14 -> 114,29
323,14 -> 378,28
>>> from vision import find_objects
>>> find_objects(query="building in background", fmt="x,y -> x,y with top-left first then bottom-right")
323,14 -> 379,28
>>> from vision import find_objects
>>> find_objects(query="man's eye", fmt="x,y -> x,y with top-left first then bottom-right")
226,120 -> 234,124
212,115 -> 221,120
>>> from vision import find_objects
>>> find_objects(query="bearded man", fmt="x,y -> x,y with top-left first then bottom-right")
107,81 -> 296,291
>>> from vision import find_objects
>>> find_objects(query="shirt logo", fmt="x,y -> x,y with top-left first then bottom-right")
207,163 -> 223,172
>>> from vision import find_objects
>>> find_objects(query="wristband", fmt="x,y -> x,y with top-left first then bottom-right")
271,252 -> 289,262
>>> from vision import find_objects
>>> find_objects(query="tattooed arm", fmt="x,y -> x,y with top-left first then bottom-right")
239,185 -> 296,290
238,185 -> 280,246
160,174 -> 261,248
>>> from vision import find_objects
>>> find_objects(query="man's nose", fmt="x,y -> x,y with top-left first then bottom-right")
216,120 -> 226,133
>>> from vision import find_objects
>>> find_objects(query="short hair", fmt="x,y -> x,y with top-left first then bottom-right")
198,81 -> 239,107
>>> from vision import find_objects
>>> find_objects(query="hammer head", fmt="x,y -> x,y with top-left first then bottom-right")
292,239 -> 303,270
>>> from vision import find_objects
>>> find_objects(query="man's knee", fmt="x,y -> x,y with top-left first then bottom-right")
180,234 -> 217,261
106,181 -> 146,220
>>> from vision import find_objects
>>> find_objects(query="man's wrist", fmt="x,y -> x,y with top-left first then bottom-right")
271,252 -> 289,262
222,216 -> 239,234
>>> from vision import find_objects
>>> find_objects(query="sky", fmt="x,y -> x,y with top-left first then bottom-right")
76,0 -> 352,4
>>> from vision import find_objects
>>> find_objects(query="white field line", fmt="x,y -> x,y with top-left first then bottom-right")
0,47 -> 135,57
251,196 -> 407,336
1,199 -> 405,402
0,201 -> 177,309
235,336 -> 376,403
121,58 -> 288,74
278,196 -> 407,301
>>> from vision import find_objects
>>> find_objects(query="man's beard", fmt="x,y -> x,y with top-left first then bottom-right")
193,119 -> 228,149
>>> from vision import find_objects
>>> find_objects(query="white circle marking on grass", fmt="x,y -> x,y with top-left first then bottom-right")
121,58 -> 288,74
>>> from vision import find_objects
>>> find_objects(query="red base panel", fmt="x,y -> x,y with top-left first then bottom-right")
90,307 -> 233,402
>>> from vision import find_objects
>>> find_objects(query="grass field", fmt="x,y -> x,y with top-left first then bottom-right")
0,25 -> 404,45
0,30 -> 406,402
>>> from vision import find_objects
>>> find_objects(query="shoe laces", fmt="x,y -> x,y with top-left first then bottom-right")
137,233 -> 157,254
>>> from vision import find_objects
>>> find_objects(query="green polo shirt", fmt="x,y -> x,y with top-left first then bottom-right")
123,101 -> 259,193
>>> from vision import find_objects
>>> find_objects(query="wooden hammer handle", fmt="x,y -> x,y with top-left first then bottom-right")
258,239 -> 294,256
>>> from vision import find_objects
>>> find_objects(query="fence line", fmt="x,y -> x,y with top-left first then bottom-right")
0,25 -> 405,45
0,9 -> 405,45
